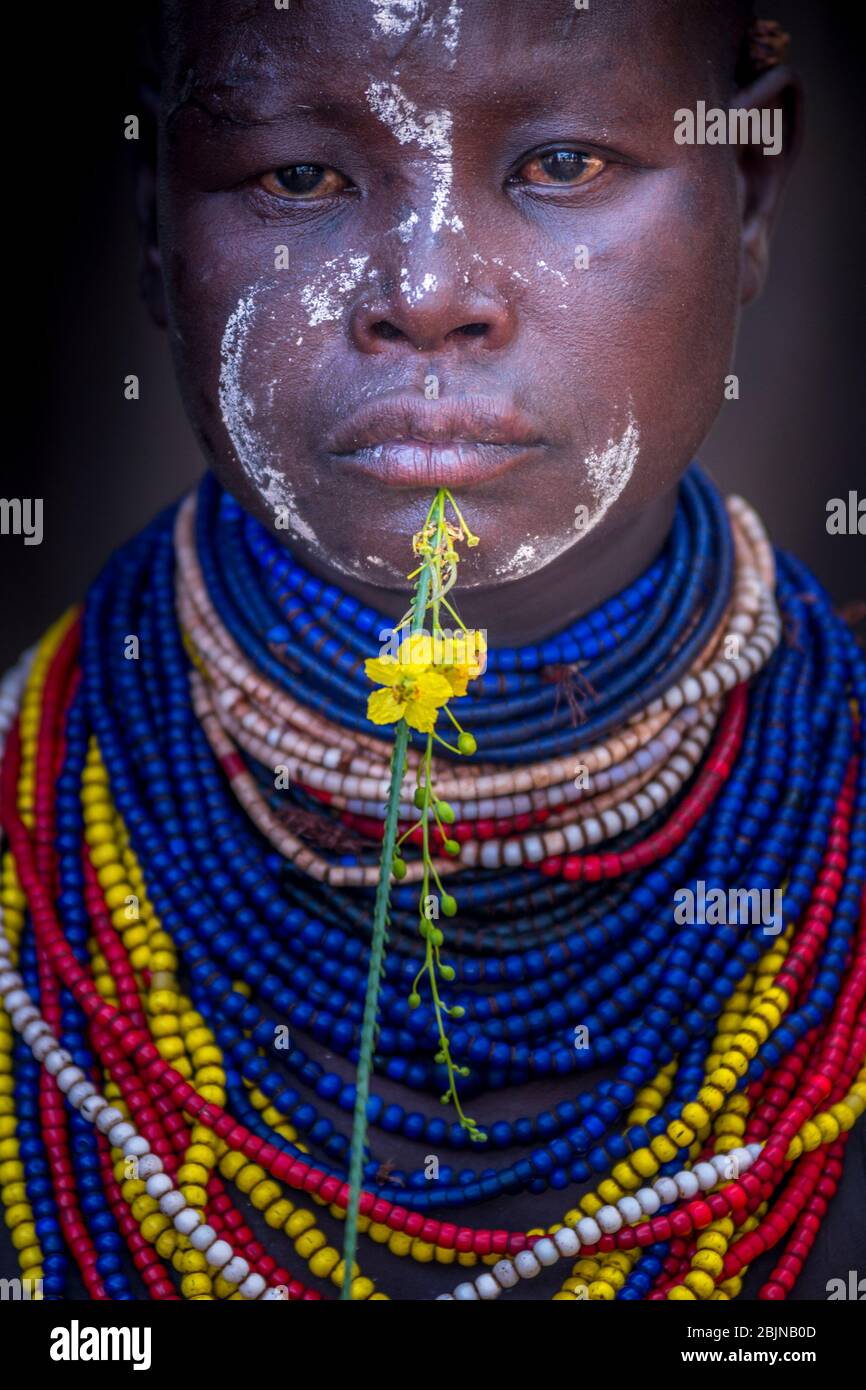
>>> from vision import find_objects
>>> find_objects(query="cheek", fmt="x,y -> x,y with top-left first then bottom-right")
215,275 -> 313,530
163,238 -> 377,550
573,168 -> 741,476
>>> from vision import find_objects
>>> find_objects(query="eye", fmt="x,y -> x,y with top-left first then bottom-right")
513,148 -> 606,188
258,163 -> 351,199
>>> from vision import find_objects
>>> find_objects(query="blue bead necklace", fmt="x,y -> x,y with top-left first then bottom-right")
38,463 -> 860,1219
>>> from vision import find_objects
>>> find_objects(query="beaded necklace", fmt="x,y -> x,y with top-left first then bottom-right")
1,464 -> 864,1300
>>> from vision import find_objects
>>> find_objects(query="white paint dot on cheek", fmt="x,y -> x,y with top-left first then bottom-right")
496,541 -> 538,576
470,252 -> 529,288
494,535 -> 562,582
300,253 -> 372,327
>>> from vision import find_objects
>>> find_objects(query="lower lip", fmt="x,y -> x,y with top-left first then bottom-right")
330,440 -> 545,488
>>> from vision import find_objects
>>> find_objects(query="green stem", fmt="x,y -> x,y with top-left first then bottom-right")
339,719 -> 408,1300
339,501 -> 440,1300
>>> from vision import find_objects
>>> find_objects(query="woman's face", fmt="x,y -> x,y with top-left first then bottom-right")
152,0 -> 775,611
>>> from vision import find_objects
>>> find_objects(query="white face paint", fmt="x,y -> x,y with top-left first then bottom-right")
371,0 -> 461,53
400,267 -> 438,301
494,540 -> 540,578
535,259 -> 570,286
470,251 -> 546,289
371,0 -> 423,37
300,253 -> 373,327
368,9 -> 464,298
492,412 -> 641,581
394,208 -> 420,243
366,81 -> 463,235
582,415 -> 641,538
218,279 -> 317,542
219,276 -> 423,585
442,1 -> 462,52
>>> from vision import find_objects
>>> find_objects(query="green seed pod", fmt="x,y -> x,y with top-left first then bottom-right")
408,991 -> 421,1009
392,856 -> 407,880
457,731 -> 477,756
413,786 -> 426,810
450,1005 -> 465,1019
441,894 -> 458,917
436,800 -> 456,824
440,965 -> 455,982
443,839 -> 461,857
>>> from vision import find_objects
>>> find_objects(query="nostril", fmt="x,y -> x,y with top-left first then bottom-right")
455,323 -> 489,338
370,320 -> 404,341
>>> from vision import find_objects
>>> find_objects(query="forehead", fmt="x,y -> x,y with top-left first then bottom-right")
162,0 -> 718,118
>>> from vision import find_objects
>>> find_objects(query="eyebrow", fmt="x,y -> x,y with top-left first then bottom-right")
169,87 -> 658,142
167,83 -> 361,133
166,47 -> 670,145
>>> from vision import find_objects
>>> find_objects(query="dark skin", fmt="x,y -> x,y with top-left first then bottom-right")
137,1 -> 804,1296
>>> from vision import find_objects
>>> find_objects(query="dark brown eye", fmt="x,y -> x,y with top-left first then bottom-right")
516,149 -> 606,187
259,164 -> 351,199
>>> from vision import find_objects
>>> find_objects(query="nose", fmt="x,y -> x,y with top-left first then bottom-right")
349,258 -> 517,355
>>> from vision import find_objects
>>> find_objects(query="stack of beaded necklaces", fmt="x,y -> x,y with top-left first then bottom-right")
1,463 -> 863,1301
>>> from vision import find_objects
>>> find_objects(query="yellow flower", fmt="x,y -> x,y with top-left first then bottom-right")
365,652 -> 452,734
394,630 -> 486,697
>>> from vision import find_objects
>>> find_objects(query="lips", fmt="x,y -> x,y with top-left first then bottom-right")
325,393 -> 546,488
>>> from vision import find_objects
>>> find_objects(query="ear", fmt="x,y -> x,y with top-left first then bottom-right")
133,74 -> 168,329
735,65 -> 802,306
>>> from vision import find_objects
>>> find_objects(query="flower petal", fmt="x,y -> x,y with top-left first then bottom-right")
415,672 -> 453,704
367,688 -> 406,725
405,698 -> 443,734
444,669 -> 470,698
365,657 -> 400,687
